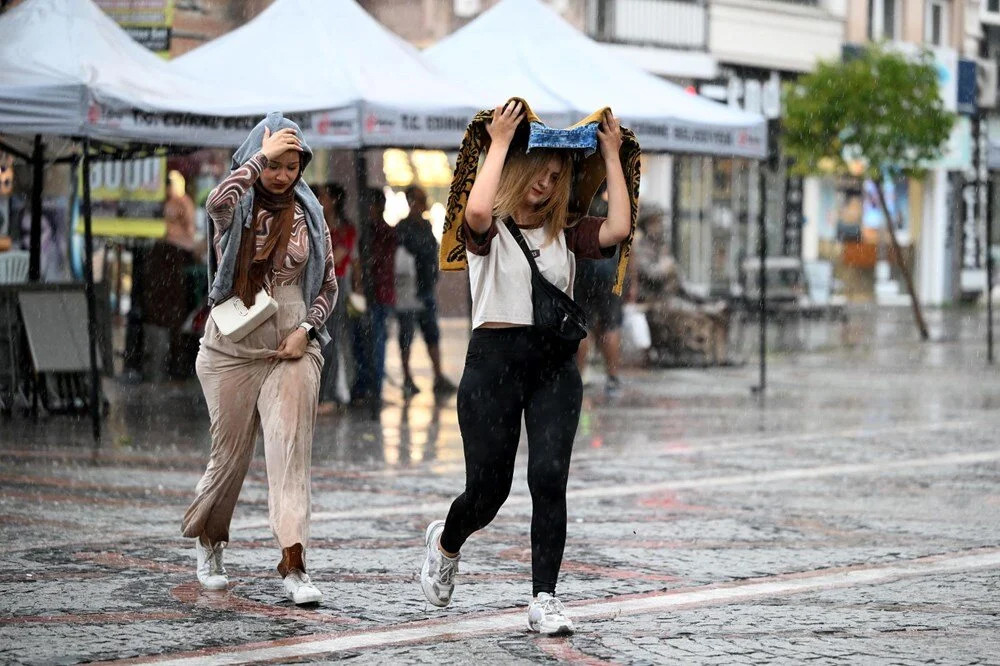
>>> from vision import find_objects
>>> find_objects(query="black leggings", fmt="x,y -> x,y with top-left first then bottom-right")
439,327 -> 582,597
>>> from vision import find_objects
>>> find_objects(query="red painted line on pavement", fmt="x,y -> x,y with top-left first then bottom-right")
74,551 -> 192,574
169,582 -> 362,626
536,639 -> 617,665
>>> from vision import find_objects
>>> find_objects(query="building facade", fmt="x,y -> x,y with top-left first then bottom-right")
826,0 -> 993,306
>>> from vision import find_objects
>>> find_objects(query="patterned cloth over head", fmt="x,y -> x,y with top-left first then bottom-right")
438,97 -> 642,296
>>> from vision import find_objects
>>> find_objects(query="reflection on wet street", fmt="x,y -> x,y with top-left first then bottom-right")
4,307 -> 997,469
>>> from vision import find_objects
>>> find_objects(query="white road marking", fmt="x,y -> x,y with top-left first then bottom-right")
132,548 -> 1000,665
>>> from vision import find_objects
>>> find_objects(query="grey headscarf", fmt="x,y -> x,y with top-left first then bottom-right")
208,112 -> 332,346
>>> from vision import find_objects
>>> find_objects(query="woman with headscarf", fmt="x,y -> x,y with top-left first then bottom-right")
419,100 -> 639,635
181,113 -> 337,605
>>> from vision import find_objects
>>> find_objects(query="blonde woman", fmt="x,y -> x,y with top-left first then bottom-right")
420,101 -> 631,634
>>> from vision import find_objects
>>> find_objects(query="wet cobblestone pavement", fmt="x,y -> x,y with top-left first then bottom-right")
1,307 -> 999,664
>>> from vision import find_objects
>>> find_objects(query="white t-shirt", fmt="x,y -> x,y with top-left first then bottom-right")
464,216 -> 610,329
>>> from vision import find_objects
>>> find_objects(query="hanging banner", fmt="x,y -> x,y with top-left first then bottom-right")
86,100 -> 468,149
79,156 -> 167,238
83,95 -> 767,155
625,117 -> 766,158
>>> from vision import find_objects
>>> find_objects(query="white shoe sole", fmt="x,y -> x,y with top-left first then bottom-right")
287,586 -> 322,605
198,574 -> 228,591
528,620 -> 575,636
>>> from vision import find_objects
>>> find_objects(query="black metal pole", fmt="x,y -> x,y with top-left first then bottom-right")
29,135 -> 43,281
670,155 -> 681,257
354,149 -> 378,413
81,138 -> 101,443
988,168 -> 995,365
355,149 -> 374,302
757,161 -> 767,394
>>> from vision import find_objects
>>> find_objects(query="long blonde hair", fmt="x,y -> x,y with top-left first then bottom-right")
492,149 -> 573,241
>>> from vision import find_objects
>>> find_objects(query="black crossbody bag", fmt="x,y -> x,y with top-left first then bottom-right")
504,219 -> 588,343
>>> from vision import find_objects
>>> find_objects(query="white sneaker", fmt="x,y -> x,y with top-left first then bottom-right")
194,538 -> 228,591
527,593 -> 575,635
283,570 -> 322,605
420,520 -> 459,607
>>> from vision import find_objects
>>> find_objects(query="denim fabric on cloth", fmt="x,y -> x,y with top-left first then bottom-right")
527,122 -> 599,157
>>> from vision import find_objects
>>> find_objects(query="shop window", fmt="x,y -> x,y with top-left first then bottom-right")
675,155 -> 751,297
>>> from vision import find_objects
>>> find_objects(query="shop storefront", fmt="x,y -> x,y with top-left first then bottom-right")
673,154 -> 752,297
678,68 -> 788,300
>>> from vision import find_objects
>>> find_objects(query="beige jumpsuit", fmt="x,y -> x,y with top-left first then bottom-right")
181,151 -> 337,551
181,286 -> 322,548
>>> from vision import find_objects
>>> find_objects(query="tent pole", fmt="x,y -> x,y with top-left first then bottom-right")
355,149 -> 372,299
29,135 -> 43,281
755,159 -> 767,395
354,148 -> 377,413
670,155 -> 680,258
988,176 -> 995,365
81,138 -> 101,443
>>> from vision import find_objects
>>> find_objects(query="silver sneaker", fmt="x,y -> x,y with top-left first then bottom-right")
282,569 -> 322,605
420,520 -> 459,607
194,538 -> 228,591
527,593 -> 575,635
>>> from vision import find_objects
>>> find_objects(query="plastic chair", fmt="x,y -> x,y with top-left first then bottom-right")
0,250 -> 29,285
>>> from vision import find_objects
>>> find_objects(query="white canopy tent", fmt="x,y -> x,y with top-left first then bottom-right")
0,0 -> 276,443
424,0 -> 767,158
169,0 -> 481,149
0,0 -> 277,151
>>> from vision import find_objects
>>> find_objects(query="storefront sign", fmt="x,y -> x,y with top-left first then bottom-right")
784,171 -> 803,256
957,59 -> 978,115
960,180 -> 982,270
94,0 -> 175,56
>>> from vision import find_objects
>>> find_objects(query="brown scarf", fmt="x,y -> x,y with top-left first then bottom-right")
232,180 -> 298,306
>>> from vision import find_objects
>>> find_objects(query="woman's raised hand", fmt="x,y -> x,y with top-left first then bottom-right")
261,127 -> 301,161
486,100 -> 525,146
597,110 -> 623,161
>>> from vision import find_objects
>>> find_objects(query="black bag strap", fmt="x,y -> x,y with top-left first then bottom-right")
206,216 -> 217,297
504,218 -> 545,280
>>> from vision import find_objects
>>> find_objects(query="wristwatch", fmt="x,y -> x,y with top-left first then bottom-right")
298,322 -> 318,341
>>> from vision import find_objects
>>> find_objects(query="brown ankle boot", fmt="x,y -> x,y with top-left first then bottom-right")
277,543 -> 306,578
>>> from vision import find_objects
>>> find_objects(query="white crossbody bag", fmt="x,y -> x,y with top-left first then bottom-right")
210,288 -> 278,342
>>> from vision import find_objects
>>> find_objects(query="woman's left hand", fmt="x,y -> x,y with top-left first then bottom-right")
276,327 -> 308,360
597,110 -> 623,161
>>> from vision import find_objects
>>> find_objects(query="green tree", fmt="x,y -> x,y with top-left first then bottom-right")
783,45 -> 955,340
